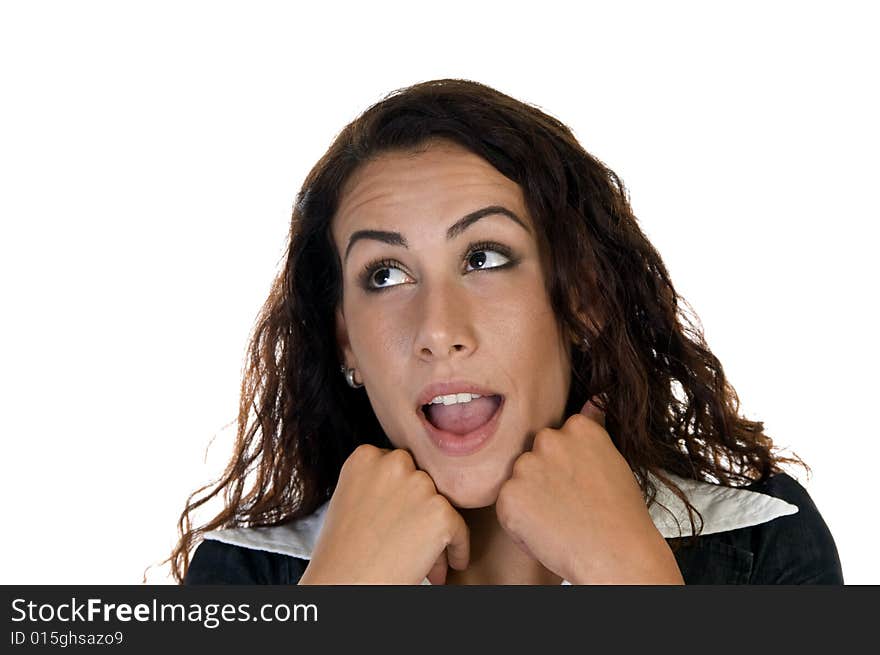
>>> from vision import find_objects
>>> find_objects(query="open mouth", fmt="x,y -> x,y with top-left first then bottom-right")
420,394 -> 503,436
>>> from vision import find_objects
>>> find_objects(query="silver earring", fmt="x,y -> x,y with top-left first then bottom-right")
340,365 -> 364,389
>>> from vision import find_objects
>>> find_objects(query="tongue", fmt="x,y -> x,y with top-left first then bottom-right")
425,396 -> 500,435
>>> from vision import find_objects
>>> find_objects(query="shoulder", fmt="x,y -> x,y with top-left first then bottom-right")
744,470 -> 815,505
184,503 -> 329,585
184,538 -> 309,585
740,472 -> 844,583
673,472 -> 844,584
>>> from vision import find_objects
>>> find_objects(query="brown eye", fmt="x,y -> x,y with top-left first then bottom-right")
465,248 -> 509,272
468,251 -> 487,269
371,267 -> 407,288
372,269 -> 392,286
362,261 -> 409,291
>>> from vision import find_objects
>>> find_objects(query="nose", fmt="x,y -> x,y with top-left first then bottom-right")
412,277 -> 477,362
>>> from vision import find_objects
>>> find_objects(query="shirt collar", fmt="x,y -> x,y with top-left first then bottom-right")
202,470 -> 798,584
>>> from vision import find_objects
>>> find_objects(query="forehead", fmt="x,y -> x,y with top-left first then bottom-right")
331,141 -> 530,242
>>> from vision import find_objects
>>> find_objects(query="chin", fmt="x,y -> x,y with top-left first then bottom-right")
430,467 -> 508,509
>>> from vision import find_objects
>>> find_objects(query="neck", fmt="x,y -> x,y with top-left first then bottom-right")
443,505 -> 563,585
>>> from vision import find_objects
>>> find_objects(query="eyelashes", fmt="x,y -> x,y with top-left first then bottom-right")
358,240 -> 518,293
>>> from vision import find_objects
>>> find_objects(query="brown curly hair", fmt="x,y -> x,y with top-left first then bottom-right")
162,78 -> 807,583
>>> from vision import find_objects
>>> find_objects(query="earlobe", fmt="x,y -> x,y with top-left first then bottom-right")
336,307 -> 364,389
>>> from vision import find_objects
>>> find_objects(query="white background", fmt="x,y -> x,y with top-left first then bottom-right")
1,1 -> 876,584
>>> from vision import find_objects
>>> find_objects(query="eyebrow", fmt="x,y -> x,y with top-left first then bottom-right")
343,205 -> 531,264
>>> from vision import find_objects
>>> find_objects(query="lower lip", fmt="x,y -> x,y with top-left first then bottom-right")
418,397 -> 505,457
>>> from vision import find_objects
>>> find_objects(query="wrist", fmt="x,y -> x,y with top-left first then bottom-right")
569,544 -> 685,585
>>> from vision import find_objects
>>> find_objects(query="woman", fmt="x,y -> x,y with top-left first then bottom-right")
170,78 -> 842,585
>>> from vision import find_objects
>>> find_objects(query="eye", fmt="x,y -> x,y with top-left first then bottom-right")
364,260 -> 411,290
465,246 -> 511,272
359,241 -> 517,294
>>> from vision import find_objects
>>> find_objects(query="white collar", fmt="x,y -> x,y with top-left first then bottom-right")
203,470 -> 797,584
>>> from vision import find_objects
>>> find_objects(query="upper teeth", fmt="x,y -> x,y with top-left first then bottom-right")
429,393 -> 483,406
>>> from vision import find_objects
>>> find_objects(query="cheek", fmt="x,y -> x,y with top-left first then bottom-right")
348,306 -> 407,365
347,308 -> 414,434
511,307 -> 571,420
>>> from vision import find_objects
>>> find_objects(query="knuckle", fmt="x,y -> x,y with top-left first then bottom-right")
439,501 -> 458,528
439,504 -> 464,542
384,448 -> 415,473
347,443 -> 378,466
354,443 -> 378,456
426,496 -> 456,535
511,451 -> 534,476
568,412 -> 593,431
570,412 -> 605,439
411,469 -> 438,495
427,492 -> 450,515
532,428 -> 559,452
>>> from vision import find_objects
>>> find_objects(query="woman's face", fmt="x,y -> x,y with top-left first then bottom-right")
332,140 -> 572,508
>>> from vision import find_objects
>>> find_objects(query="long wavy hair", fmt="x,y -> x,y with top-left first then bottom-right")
165,78 -> 807,583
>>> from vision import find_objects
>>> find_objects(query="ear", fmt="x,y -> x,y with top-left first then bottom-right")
335,304 -> 355,369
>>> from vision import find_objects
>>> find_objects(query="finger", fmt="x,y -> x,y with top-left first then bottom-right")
445,512 -> 471,572
580,395 -> 606,428
426,551 -> 448,586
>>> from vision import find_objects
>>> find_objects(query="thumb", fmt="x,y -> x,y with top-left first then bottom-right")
426,550 -> 448,586
580,395 -> 606,428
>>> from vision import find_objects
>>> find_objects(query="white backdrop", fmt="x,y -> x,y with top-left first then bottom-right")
1,0 -> 876,584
